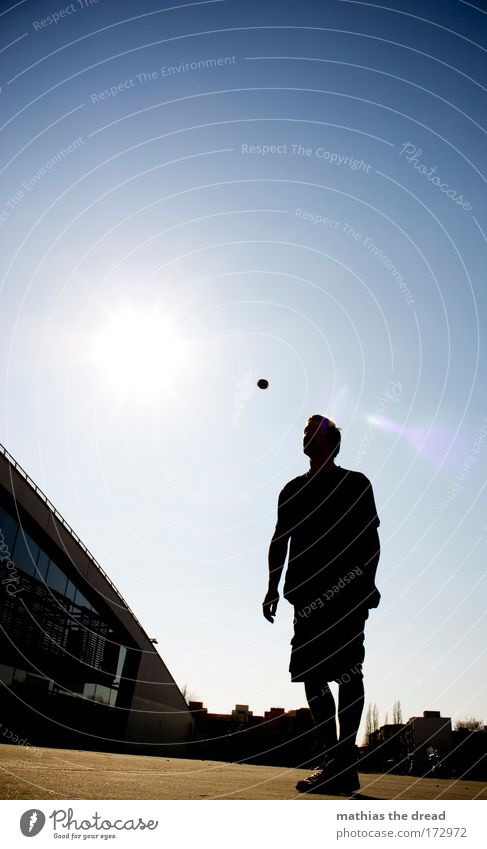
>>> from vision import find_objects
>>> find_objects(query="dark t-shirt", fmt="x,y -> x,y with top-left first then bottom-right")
274,465 -> 380,610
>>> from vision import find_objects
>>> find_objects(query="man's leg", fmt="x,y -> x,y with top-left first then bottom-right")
304,675 -> 338,757
297,674 -> 361,793
296,675 -> 340,792
336,669 -> 365,762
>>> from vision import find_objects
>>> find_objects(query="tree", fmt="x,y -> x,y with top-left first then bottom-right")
384,711 -> 389,726
393,700 -> 403,724
372,703 -> 379,733
180,684 -> 198,705
363,704 -> 373,745
455,717 -> 484,732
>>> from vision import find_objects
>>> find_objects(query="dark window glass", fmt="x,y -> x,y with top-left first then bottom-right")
83,682 -> 96,700
65,580 -> 77,601
35,550 -> 50,581
114,645 -> 127,685
13,668 -> 27,684
46,561 -> 67,596
94,685 -> 111,705
25,673 -> 50,693
0,664 -> 14,685
12,530 -> 39,576
0,506 -> 19,552
74,589 -> 92,611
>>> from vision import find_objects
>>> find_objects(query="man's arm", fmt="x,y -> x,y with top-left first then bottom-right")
263,488 -> 292,623
358,526 -> 381,608
353,475 -> 381,609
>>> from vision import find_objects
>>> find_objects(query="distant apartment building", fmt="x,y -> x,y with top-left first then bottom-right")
232,704 -> 253,722
361,710 -> 487,779
187,701 -> 317,766
404,710 -> 452,762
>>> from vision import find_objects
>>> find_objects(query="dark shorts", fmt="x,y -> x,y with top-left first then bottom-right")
289,606 -> 368,683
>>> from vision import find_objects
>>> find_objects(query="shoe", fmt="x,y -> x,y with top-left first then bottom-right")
296,768 -> 337,794
296,760 -> 360,796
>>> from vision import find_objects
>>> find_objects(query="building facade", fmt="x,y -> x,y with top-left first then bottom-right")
403,710 -> 452,771
187,700 -> 318,766
0,444 -> 193,755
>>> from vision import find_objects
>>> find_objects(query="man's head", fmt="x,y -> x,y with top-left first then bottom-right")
303,415 -> 341,462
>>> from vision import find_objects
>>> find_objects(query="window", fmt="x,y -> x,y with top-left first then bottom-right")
74,589 -> 92,611
12,530 -> 39,576
82,683 -> 117,706
46,560 -> 67,596
94,685 -> 111,705
13,668 -> 27,684
25,673 -> 50,693
114,645 -> 127,685
0,664 -> 14,686
83,682 -> 96,701
0,506 -> 18,552
35,550 -> 50,581
65,580 -> 77,601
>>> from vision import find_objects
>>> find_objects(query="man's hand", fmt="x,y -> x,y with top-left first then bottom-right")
262,590 -> 279,623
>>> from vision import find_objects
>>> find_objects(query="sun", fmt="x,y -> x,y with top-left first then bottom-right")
92,308 -> 189,399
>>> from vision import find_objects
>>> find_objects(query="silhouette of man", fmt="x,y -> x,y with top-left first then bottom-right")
263,415 -> 380,794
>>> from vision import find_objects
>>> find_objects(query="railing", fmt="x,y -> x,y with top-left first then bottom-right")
0,441 -> 148,638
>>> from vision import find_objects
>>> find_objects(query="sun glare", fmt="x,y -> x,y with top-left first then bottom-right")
93,309 -> 189,398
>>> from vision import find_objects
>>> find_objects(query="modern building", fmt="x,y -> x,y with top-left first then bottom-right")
0,443 -> 193,755
362,710 -> 455,776
404,710 -> 452,764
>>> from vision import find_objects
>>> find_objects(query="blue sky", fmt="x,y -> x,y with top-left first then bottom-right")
1,0 -> 486,734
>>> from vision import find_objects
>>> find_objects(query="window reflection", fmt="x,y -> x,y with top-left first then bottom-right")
83,682 -> 96,700
12,531 -> 39,576
74,589 -> 92,611
46,561 -> 67,596
0,664 -> 14,685
35,550 -> 49,581
65,580 -> 77,601
0,506 -> 18,551
83,682 -> 118,706
1,503 -> 127,713
13,668 -> 27,684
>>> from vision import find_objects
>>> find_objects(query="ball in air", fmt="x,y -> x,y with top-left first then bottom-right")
257,378 -> 269,389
